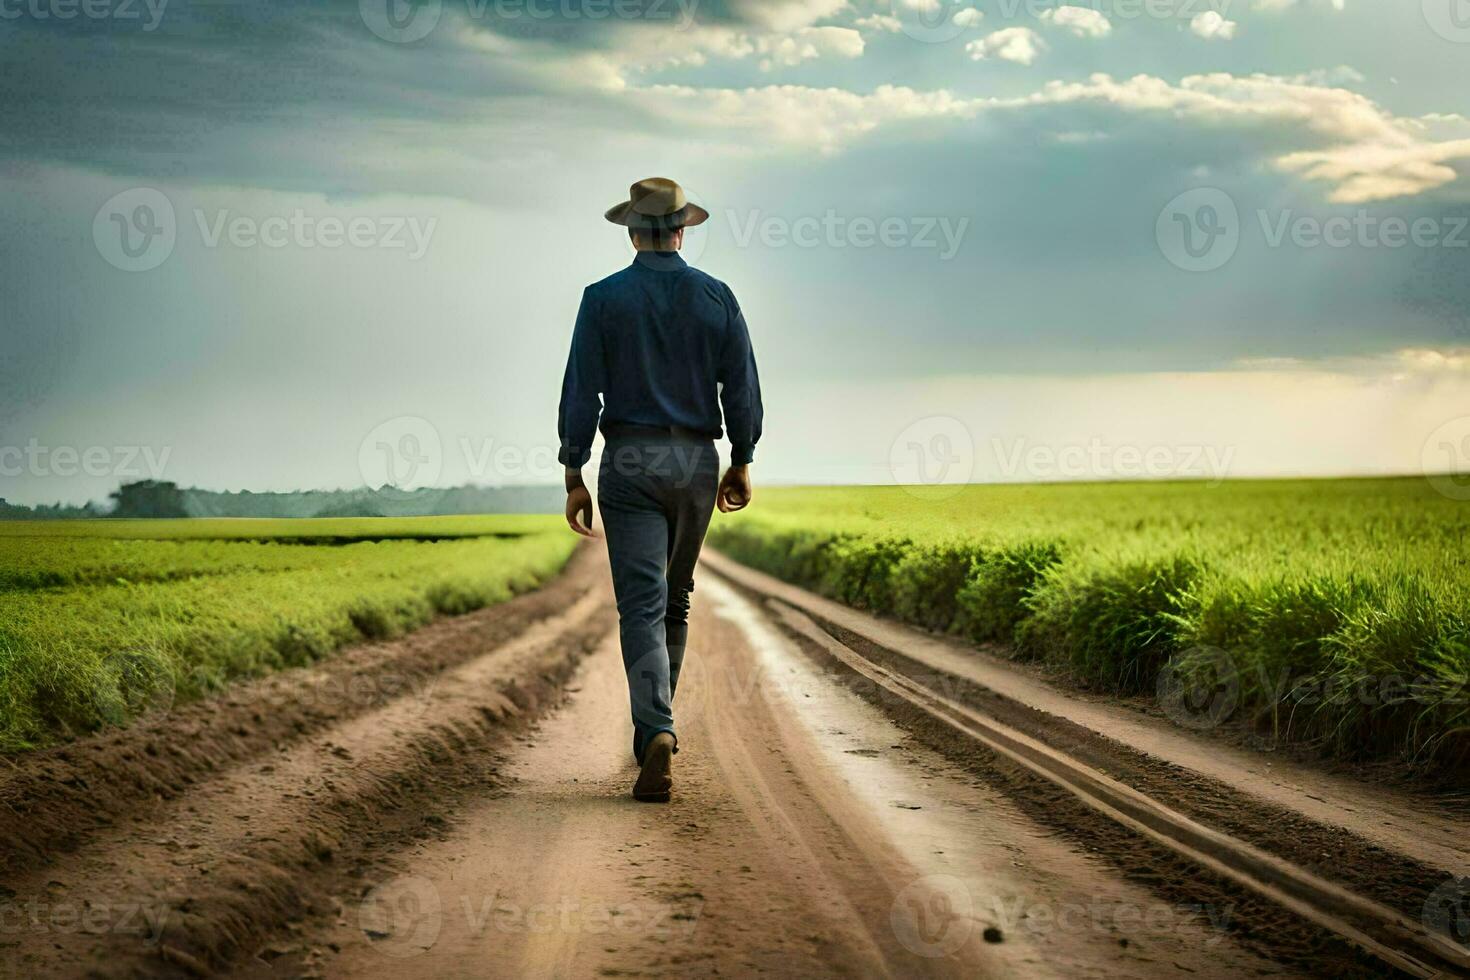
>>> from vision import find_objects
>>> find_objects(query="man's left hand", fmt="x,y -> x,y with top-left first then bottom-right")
717,465 -> 752,513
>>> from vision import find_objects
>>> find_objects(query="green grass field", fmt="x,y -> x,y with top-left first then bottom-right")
708,479 -> 1470,772
0,517 -> 575,752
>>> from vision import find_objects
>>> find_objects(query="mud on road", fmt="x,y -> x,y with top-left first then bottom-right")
0,543 -> 1462,978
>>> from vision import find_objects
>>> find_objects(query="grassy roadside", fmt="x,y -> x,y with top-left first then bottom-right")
0,517 -> 576,752
708,479 -> 1470,774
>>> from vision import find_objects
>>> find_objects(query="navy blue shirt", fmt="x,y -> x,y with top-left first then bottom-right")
558,251 -> 763,468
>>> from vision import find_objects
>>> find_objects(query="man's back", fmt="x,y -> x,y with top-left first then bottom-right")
558,250 -> 761,470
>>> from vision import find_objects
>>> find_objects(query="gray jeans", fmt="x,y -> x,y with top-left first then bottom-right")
597,434 -> 719,764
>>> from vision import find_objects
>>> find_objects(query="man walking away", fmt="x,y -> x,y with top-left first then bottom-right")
558,177 -> 764,803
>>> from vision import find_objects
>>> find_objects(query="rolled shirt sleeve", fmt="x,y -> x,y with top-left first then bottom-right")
718,287 -> 763,466
557,287 -> 605,468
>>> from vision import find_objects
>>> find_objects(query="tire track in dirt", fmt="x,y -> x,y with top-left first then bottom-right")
0,546 -> 613,978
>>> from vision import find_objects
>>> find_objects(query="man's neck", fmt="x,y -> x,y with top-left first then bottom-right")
632,249 -> 687,270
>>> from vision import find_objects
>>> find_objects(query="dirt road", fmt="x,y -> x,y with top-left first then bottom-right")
237,576 -> 1298,979
2,545 -> 1462,978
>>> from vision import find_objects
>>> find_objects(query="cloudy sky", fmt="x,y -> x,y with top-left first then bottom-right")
2,0 -> 1469,503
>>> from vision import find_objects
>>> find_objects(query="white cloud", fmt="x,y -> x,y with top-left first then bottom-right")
1253,0 -> 1345,11
730,0 -> 853,31
854,12 -> 903,31
1039,6 -> 1112,38
632,83 -> 979,151
531,21 -> 867,78
757,26 -> 866,69
585,60 -> 1470,202
1189,11 -> 1237,40
1274,140 -> 1470,203
952,7 -> 984,27
1285,66 -> 1365,86
966,27 -> 1046,65
1017,72 -> 1470,201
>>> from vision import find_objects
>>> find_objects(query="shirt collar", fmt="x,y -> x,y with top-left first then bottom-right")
631,250 -> 687,272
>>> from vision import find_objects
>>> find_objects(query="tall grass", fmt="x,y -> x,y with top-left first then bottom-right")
0,517 -> 575,752
708,479 -> 1470,772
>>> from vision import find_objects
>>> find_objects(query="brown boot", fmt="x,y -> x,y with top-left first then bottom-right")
633,732 -> 675,803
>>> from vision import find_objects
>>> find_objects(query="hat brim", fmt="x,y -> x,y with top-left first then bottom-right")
604,201 -> 709,229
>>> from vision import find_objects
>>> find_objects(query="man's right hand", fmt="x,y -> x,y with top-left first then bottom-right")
566,481 -> 597,537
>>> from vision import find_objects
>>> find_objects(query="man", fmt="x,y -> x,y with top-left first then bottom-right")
557,177 -> 763,803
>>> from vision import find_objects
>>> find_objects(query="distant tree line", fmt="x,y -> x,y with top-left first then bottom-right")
0,481 -> 563,519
